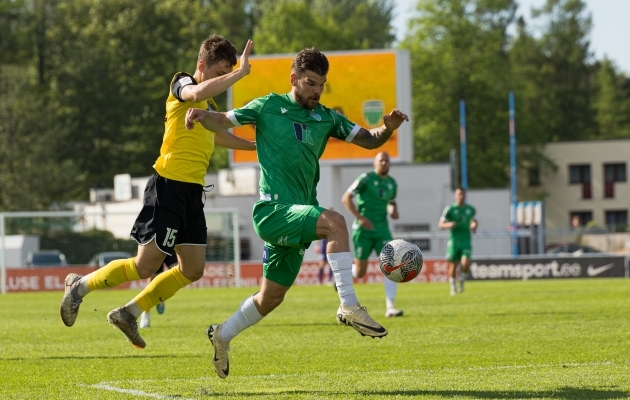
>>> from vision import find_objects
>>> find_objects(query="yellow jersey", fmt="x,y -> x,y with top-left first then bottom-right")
153,72 -> 218,185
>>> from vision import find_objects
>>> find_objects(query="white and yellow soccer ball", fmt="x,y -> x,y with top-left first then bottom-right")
379,239 -> 424,283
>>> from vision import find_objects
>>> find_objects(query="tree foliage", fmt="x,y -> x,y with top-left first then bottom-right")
401,0 -> 518,187
252,0 -> 395,53
1,0 -> 630,210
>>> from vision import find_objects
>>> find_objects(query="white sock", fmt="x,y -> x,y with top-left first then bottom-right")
124,301 -> 143,319
77,278 -> 90,297
384,279 -> 397,309
351,264 -> 358,278
328,252 -> 359,307
221,296 -> 264,342
449,278 -> 456,292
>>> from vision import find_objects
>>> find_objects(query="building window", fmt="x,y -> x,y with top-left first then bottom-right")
393,224 -> 430,232
528,167 -> 541,187
605,210 -> 628,232
406,238 -> 431,252
604,163 -> 626,199
569,211 -> 592,228
569,164 -> 591,199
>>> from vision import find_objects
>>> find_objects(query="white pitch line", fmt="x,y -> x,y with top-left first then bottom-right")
82,361 -> 621,396
83,383 -> 197,400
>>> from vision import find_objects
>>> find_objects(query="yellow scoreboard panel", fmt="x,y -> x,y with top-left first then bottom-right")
229,49 -> 412,165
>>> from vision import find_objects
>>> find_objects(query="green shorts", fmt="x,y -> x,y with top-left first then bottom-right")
446,240 -> 472,262
253,200 -> 325,287
352,226 -> 393,260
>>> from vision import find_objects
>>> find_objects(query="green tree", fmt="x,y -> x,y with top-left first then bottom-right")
593,58 -> 630,139
0,66 -> 85,211
41,0 -> 250,191
253,0 -> 395,53
401,0 -> 517,188
510,0 -> 597,143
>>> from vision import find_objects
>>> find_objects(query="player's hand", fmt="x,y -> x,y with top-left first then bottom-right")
359,216 -> 374,230
239,39 -> 253,76
383,109 -> 409,131
185,108 -> 208,130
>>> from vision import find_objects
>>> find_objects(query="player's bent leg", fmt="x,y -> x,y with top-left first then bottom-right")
459,255 -> 471,293
353,259 -> 369,278
208,281 -> 284,379
132,244 -> 201,312
384,279 -> 403,318
317,211 -> 387,337
139,311 -> 151,329
60,253 -> 147,327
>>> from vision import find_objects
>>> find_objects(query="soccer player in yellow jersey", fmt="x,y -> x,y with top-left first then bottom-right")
60,35 -> 256,349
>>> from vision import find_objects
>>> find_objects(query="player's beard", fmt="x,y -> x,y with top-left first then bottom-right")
295,91 -> 319,110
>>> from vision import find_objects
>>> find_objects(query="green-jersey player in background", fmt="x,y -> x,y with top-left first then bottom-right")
185,47 -> 409,378
342,151 -> 403,318
439,188 -> 478,295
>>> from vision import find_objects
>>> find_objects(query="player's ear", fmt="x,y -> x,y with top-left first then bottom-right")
290,72 -> 298,87
197,59 -> 205,74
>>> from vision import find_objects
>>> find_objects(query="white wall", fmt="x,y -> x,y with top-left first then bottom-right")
78,164 -> 512,261
0,235 -> 39,268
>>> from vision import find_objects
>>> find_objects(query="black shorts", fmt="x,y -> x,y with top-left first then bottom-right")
131,173 -> 207,255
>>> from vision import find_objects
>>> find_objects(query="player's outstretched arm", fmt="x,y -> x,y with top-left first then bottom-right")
215,130 -> 256,151
350,109 -> 409,149
185,108 -> 235,132
181,39 -> 254,102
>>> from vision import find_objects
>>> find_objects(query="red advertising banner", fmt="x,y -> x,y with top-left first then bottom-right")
4,259 -> 449,293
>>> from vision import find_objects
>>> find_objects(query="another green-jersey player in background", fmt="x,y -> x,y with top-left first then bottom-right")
342,151 -> 403,318
185,47 -> 409,378
438,188 -> 478,295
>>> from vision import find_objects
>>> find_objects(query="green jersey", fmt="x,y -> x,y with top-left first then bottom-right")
227,93 -> 358,204
348,171 -> 397,231
441,203 -> 476,245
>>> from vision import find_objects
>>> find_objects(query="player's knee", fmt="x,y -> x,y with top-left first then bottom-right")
327,211 -> 347,235
258,293 -> 285,315
180,264 -> 205,281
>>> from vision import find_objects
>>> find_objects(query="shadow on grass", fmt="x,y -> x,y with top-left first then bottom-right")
197,387 -> 630,399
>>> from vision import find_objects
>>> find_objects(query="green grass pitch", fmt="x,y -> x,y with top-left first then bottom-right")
1,278 -> 629,399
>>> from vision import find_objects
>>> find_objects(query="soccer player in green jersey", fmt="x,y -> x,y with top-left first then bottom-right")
438,188 -> 478,295
185,47 -> 409,378
342,151 -> 403,318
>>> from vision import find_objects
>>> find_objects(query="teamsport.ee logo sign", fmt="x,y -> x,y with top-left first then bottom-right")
468,256 -> 626,281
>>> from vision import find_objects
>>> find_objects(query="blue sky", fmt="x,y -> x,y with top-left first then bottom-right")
393,0 -> 630,74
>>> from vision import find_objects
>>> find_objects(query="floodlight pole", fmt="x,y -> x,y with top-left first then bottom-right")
509,91 -> 519,256
459,99 -> 468,190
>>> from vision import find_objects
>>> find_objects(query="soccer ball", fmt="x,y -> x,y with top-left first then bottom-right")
379,239 -> 423,283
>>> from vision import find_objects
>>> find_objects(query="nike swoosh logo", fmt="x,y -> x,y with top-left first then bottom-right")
213,356 -> 229,375
352,321 -> 387,334
104,279 -> 111,287
382,260 -> 411,274
586,263 -> 615,276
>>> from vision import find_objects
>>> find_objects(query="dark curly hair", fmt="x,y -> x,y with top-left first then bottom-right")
292,47 -> 329,76
198,34 -> 237,67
